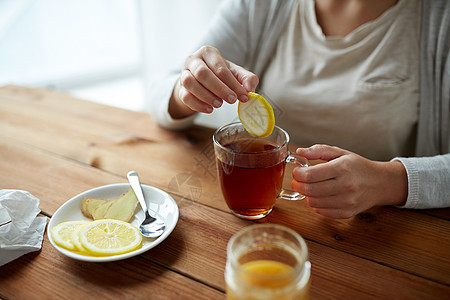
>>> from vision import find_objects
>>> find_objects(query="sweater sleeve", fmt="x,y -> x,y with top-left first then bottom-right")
392,153 -> 450,209
148,72 -> 197,130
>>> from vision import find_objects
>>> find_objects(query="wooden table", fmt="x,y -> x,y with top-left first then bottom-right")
0,85 -> 449,299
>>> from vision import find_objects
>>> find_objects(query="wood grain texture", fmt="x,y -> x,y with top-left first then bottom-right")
0,237 -> 223,300
1,85 -> 449,299
1,151 -> 448,299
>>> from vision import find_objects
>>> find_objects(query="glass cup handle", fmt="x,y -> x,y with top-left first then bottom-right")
278,154 -> 310,201
286,154 -> 309,168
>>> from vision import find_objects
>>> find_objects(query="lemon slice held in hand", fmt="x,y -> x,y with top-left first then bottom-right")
79,219 -> 142,256
51,220 -> 91,251
238,92 -> 275,137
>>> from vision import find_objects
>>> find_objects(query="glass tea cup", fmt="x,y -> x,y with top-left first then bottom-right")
225,224 -> 311,300
213,122 -> 309,220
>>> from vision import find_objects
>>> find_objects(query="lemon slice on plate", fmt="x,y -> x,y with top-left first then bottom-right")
238,92 -> 275,137
79,219 -> 142,256
51,220 -> 91,251
72,222 -> 90,253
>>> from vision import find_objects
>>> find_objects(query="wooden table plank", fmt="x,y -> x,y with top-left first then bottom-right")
0,85 -> 223,208
1,104 -> 449,286
2,84 -> 449,218
0,236 -> 224,300
1,140 -> 449,299
149,200 -> 450,299
265,200 -> 450,286
0,140 -> 122,215
1,85 -> 450,299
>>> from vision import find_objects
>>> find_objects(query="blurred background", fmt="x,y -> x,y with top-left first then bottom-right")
0,0 -> 236,128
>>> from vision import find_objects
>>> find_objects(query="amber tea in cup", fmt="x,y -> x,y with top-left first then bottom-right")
213,123 -> 308,220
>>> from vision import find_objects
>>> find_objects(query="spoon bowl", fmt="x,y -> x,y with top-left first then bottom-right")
127,171 -> 166,238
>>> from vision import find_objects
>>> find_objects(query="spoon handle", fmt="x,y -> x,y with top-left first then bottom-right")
127,171 -> 147,213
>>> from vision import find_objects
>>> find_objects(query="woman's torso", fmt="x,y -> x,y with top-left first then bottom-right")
259,0 -> 421,160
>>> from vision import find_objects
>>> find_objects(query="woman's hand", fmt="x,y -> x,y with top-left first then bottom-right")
169,46 -> 259,119
292,144 -> 408,219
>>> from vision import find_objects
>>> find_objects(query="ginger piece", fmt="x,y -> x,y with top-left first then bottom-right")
81,198 -> 108,219
103,189 -> 138,222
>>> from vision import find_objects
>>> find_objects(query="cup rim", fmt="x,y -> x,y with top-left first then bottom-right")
213,122 -> 290,155
227,223 -> 309,278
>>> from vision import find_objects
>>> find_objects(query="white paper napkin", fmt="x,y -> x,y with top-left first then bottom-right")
0,189 -> 47,266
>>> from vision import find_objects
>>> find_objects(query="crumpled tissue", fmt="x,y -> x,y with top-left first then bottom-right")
0,189 -> 47,266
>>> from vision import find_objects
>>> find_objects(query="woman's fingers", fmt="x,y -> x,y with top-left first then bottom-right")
200,46 -> 250,102
296,144 -> 349,162
182,46 -> 258,110
291,144 -> 377,219
173,45 -> 259,116
291,144 -> 408,219
178,87 -> 215,113
290,177 -> 340,198
185,53 -> 238,103
228,61 -> 259,95
292,162 -> 339,183
179,69 -> 223,109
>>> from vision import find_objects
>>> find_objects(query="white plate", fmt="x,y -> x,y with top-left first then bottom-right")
47,183 -> 179,262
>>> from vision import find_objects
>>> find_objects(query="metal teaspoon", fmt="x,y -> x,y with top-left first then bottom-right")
127,171 -> 166,238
